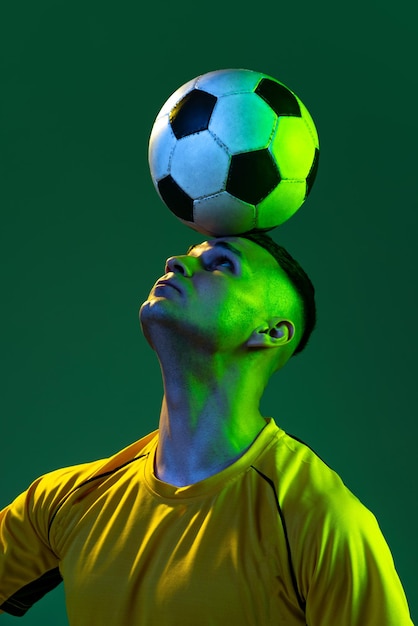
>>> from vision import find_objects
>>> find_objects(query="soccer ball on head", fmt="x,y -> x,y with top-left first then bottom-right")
148,69 -> 319,236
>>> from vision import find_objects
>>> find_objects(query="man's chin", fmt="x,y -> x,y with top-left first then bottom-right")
139,299 -> 178,350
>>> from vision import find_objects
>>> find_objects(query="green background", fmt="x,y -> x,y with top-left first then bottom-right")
1,0 -> 417,623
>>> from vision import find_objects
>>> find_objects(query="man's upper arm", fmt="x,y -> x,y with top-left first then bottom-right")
0,461 -> 95,617
0,479 -> 62,616
301,492 -> 413,625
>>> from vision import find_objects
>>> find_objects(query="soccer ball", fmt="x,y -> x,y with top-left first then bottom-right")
148,69 -> 319,236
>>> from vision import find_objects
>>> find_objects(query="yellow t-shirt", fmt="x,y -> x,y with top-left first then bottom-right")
0,419 -> 413,625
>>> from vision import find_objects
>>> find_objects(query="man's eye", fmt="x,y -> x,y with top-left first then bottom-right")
207,255 -> 234,271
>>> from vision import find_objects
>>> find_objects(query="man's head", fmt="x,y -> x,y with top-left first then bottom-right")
139,233 -> 316,373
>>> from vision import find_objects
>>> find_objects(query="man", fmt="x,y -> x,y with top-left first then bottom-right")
0,233 -> 413,625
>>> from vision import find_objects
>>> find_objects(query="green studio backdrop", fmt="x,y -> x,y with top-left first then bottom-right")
1,0 -> 417,623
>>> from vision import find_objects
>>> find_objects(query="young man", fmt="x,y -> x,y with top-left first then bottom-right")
0,233 -> 413,625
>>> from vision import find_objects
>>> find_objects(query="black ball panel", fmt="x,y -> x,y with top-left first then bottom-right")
157,176 -> 194,221
226,150 -> 281,205
170,90 -> 218,140
255,78 -> 301,118
306,148 -> 320,197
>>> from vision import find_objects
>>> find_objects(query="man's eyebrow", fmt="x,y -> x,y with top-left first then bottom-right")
186,241 -> 243,258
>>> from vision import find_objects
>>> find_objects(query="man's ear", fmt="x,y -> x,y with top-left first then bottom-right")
246,319 -> 295,349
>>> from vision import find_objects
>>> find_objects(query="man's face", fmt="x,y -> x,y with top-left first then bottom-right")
139,236 -> 300,354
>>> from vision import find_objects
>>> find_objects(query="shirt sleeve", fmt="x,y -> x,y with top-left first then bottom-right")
298,488 -> 414,626
0,477 -> 61,615
0,463 -> 94,616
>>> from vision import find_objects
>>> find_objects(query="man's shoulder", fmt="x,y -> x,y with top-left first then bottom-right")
255,423 -> 370,522
253,423 -> 383,569
83,428 -> 159,479
28,429 -> 159,512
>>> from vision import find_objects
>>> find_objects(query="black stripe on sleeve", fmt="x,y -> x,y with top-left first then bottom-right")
0,568 -> 63,616
250,465 -> 307,619
47,453 -> 149,542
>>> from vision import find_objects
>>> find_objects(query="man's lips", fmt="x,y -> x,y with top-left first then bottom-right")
155,279 -> 183,294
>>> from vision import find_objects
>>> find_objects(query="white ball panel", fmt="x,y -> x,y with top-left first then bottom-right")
171,132 -> 230,198
271,116 -> 316,180
193,192 -> 256,236
148,115 -> 176,181
176,218 -> 214,237
196,68 -> 263,97
256,180 -> 306,228
209,93 -> 277,154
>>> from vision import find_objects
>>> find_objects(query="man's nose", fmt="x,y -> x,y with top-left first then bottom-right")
164,255 -> 196,277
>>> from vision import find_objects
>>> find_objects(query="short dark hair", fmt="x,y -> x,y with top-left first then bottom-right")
242,232 -> 316,356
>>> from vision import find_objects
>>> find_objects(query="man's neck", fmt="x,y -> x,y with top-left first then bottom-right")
154,355 -> 268,487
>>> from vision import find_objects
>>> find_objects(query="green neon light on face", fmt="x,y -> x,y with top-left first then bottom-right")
184,239 -> 292,315
182,238 -> 297,338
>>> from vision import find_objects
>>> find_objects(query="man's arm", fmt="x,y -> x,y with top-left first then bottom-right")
298,492 -> 413,625
0,480 -> 63,616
